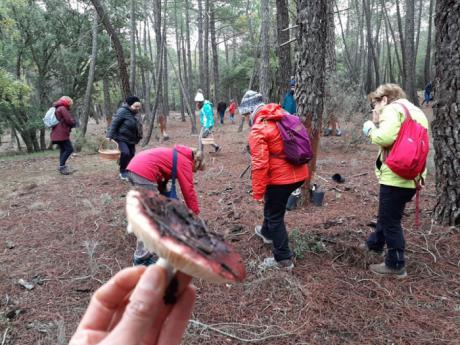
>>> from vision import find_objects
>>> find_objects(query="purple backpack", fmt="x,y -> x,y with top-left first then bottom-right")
276,113 -> 313,165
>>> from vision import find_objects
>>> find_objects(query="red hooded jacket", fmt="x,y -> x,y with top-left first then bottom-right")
127,145 -> 200,214
248,103 -> 309,200
50,97 -> 76,142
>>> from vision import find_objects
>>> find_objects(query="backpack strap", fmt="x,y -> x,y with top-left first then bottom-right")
170,148 -> 178,195
392,101 -> 413,122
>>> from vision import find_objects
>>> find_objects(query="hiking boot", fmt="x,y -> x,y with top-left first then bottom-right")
369,262 -> 407,279
133,254 -> 158,266
259,257 -> 294,270
255,225 -> 273,244
119,172 -> 129,181
58,166 -> 71,175
359,242 -> 384,257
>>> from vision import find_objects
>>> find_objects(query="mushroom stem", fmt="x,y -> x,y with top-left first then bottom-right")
156,257 -> 175,283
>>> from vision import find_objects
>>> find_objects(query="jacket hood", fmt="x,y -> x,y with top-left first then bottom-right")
254,103 -> 286,123
204,100 -> 213,107
54,96 -> 72,109
175,144 -> 193,161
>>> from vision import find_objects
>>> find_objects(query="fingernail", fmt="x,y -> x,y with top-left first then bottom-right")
139,266 -> 165,292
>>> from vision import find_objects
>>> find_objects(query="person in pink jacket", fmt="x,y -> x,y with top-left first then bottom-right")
126,145 -> 204,265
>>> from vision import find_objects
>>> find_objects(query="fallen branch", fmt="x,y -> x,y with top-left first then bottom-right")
1,328 -> 10,345
351,172 -> 368,178
188,320 -> 296,343
280,37 -> 297,47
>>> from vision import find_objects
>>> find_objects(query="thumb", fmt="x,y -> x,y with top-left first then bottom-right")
103,265 -> 168,344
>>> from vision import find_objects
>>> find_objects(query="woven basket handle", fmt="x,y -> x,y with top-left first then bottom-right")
99,138 -> 119,151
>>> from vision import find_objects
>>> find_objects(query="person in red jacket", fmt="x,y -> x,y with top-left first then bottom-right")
228,99 -> 236,124
240,90 -> 309,270
126,145 -> 204,265
50,96 -> 77,175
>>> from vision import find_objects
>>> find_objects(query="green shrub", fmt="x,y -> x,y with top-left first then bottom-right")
290,229 -> 326,259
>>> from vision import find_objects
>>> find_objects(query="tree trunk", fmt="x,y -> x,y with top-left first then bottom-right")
210,2 -> 219,104
81,15 -> 98,136
90,0 -> 131,98
174,0 -> 185,121
130,0 -> 136,92
185,0 -> 194,113
414,0 -> 423,66
198,0 -> 204,91
424,0 -> 434,84
395,0 -> 407,89
203,0 -> 210,98
103,77 -> 112,126
363,0 -> 379,93
296,0 -> 329,185
276,0 -> 292,102
404,0 -> 419,105
432,0 -> 460,226
259,0 -> 270,102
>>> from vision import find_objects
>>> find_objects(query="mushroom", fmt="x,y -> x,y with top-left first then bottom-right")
126,189 -> 246,284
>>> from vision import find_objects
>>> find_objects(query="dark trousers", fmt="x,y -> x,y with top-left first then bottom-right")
117,141 -> 136,173
219,111 -> 225,124
367,184 -> 416,269
54,140 -> 74,167
261,181 -> 304,261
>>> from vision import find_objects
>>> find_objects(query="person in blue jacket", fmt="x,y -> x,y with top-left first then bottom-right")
282,84 -> 296,115
196,96 -> 221,152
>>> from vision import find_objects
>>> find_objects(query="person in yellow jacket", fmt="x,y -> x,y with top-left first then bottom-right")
362,83 -> 429,278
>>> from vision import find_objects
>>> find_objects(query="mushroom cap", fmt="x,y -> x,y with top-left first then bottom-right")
126,189 -> 246,283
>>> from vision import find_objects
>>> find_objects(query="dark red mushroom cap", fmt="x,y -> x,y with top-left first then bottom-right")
126,189 -> 246,283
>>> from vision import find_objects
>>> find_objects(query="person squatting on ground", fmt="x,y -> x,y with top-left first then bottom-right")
50,96 -> 77,175
217,100 -> 227,125
240,90 -> 309,270
195,91 -> 221,152
362,83 -> 429,278
228,99 -> 236,124
107,96 -> 143,181
69,265 -> 195,345
126,145 -> 204,266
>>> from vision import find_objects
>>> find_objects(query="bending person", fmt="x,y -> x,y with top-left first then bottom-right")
126,145 -> 204,265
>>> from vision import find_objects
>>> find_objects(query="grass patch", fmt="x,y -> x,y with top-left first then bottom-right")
290,229 -> 326,259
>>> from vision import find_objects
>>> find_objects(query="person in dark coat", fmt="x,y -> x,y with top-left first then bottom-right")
50,96 -> 76,175
217,101 -> 227,125
107,96 -> 143,181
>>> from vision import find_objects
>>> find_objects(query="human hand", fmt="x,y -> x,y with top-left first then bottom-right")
372,109 -> 380,123
362,120 -> 376,137
69,265 -> 195,345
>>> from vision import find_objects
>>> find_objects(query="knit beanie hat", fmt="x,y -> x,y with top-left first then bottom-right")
126,96 -> 141,106
194,90 -> 205,102
239,90 -> 264,116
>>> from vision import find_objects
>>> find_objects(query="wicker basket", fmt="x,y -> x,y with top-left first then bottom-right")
201,137 -> 216,145
98,140 -> 120,161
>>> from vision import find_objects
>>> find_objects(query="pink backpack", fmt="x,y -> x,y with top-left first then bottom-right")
385,102 -> 429,180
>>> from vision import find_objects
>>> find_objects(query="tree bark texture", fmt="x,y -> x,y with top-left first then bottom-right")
102,77 -> 112,126
259,0 -> 270,102
276,0 -> 292,102
90,0 -> 131,98
404,0 -> 419,105
81,15 -> 98,136
295,0 -> 329,179
432,0 -> 460,225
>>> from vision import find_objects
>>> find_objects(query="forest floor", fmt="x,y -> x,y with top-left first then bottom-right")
0,108 -> 459,345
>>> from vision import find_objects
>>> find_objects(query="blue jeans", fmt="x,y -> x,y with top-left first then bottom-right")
367,184 -> 416,269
